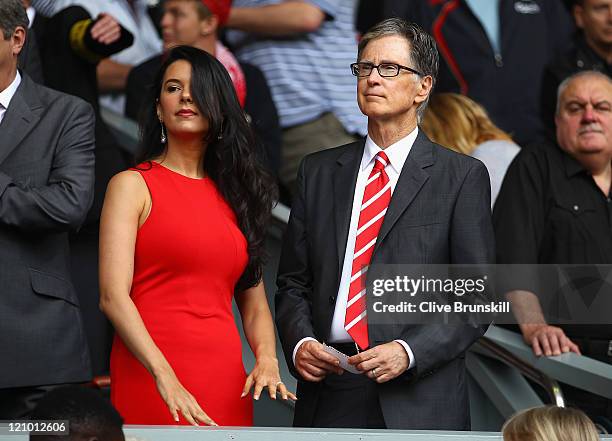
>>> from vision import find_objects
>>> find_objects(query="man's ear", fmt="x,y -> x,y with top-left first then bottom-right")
414,75 -> 433,105
11,26 -> 26,57
573,4 -> 585,30
199,14 -> 219,37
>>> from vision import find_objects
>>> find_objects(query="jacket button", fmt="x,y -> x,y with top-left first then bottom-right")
329,296 -> 336,305
495,54 -> 503,67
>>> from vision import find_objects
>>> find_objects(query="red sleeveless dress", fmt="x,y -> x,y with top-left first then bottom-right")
110,162 -> 253,425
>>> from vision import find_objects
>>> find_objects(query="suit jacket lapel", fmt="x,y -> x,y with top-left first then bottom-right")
374,131 -> 435,255
0,74 -> 41,165
333,140 -> 365,270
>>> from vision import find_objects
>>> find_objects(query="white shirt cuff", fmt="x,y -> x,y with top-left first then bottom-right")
292,337 -> 318,367
394,339 -> 415,370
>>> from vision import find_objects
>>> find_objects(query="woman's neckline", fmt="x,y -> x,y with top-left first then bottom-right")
151,161 -> 208,181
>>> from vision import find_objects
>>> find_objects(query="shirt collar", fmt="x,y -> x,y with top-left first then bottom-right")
362,126 -> 419,174
26,7 -> 36,28
576,34 -> 612,70
0,71 -> 22,111
563,152 -> 585,178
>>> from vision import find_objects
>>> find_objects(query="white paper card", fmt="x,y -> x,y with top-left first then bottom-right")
322,344 -> 362,374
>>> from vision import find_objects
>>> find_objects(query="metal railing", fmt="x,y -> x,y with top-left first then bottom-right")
473,335 -> 564,407
484,325 -> 612,400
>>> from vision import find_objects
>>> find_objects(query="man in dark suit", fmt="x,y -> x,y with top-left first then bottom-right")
275,18 -> 494,430
0,0 -> 95,417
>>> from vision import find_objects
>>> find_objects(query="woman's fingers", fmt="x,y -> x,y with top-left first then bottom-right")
241,374 -> 254,398
268,380 -> 278,400
241,369 -> 298,402
180,406 -> 199,426
164,386 -> 217,426
191,402 -> 218,426
197,409 -> 218,426
277,383 -> 298,401
168,403 -> 180,422
253,378 -> 265,401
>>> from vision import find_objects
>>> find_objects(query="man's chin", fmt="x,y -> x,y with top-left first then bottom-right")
576,141 -> 607,154
361,107 -> 394,121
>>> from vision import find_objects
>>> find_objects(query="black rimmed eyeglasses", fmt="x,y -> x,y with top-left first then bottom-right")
350,62 -> 424,78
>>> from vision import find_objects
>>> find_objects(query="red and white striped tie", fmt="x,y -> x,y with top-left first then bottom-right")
344,151 -> 392,350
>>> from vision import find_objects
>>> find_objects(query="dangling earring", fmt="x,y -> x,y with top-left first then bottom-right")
160,121 -> 167,144
217,119 -> 224,140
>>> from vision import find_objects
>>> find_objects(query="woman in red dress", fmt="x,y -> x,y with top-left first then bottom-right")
99,46 -> 295,426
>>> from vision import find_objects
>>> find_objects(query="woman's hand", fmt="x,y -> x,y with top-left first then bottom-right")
241,356 -> 298,401
155,370 -> 218,426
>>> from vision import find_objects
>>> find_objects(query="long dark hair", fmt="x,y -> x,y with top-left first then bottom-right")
137,45 -> 278,290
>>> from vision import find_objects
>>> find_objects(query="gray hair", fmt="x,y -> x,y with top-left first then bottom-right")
0,0 -> 28,40
556,70 -> 612,115
358,18 -> 439,122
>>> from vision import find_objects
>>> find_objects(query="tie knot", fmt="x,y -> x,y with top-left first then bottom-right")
373,151 -> 389,172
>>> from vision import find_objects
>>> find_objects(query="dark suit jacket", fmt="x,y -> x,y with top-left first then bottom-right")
0,73 -> 95,388
275,132 -> 494,430
17,27 -> 44,85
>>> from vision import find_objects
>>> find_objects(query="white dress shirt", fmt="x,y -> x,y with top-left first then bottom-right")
26,7 -> 36,28
0,71 -> 22,125
293,127 -> 419,371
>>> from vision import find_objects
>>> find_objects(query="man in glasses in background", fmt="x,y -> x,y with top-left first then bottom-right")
275,18 -> 494,430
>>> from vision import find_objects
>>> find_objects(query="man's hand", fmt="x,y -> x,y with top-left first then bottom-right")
522,324 -> 581,357
295,341 -> 343,382
347,341 -> 408,383
91,13 -> 121,45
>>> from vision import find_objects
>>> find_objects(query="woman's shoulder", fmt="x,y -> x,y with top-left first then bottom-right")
107,169 -> 149,195
102,170 -> 151,217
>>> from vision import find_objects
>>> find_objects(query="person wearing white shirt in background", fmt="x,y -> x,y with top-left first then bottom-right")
31,0 -> 162,114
